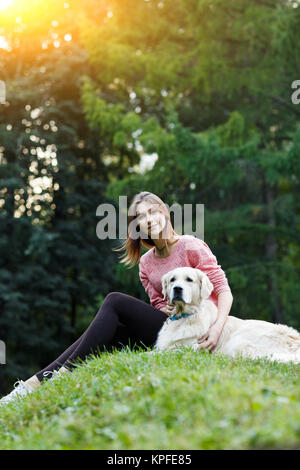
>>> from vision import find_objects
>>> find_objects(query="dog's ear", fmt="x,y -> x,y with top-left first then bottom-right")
161,272 -> 171,301
196,269 -> 213,300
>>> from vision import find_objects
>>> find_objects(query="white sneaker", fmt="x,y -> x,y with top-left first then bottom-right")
0,380 -> 34,406
42,369 -> 64,382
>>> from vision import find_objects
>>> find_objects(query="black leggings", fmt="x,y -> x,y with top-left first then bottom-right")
35,292 -> 168,382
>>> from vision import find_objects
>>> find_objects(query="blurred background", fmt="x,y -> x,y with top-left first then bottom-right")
0,0 -> 300,394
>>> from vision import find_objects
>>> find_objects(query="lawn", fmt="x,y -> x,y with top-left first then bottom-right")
0,347 -> 299,450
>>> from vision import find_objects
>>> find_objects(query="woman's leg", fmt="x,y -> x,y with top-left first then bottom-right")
35,292 -> 167,380
35,321 -> 138,382
34,332 -> 88,382
62,292 -> 167,370
7,321 -> 136,396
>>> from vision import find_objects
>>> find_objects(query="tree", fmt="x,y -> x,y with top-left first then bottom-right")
0,1 -> 117,393
80,0 -> 300,326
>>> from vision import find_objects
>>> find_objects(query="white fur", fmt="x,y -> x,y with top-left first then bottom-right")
154,267 -> 300,364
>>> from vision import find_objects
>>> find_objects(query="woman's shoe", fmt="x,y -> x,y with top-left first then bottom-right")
42,367 -> 69,382
0,380 -> 34,405
42,369 -> 63,381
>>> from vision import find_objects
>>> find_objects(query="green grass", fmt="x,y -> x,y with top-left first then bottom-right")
0,347 -> 299,450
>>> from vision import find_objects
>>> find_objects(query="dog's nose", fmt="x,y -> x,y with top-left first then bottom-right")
172,286 -> 183,301
174,286 -> 182,293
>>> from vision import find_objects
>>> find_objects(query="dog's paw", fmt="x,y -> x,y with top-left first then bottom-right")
191,342 -> 200,352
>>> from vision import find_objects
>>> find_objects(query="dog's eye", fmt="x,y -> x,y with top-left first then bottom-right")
186,277 -> 193,282
170,277 -> 175,282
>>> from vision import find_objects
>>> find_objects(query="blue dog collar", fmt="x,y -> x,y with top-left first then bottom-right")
169,312 -> 194,321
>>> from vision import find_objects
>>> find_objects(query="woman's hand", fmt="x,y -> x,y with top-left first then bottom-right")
161,302 -> 176,316
197,322 -> 222,352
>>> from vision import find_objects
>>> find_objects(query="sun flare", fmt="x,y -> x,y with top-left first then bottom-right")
0,0 -> 14,10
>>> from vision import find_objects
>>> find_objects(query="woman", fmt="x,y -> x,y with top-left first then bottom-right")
0,191 -> 233,405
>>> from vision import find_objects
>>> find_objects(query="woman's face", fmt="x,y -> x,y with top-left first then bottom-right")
136,200 -> 168,239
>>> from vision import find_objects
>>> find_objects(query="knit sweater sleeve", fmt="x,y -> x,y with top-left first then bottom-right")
139,257 -> 166,311
186,237 -> 232,296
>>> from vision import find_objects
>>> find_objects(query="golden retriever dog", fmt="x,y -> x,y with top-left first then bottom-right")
154,267 -> 300,363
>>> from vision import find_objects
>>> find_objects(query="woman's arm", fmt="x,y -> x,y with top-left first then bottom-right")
197,291 -> 234,351
139,258 -> 167,311
160,303 -> 176,316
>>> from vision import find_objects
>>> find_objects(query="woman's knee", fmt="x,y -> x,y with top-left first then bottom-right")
105,292 -> 123,300
103,292 -> 140,313
104,292 -> 126,307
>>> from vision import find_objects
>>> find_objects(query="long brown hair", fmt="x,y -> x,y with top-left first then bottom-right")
112,191 -> 176,268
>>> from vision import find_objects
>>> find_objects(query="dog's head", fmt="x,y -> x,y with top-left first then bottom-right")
161,267 -> 213,306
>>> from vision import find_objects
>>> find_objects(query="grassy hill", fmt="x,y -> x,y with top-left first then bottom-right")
0,347 -> 299,450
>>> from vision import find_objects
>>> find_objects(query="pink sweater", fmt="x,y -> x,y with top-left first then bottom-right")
139,234 -> 232,311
